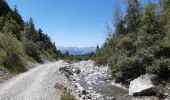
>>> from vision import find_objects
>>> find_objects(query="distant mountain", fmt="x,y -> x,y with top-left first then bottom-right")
57,46 -> 96,55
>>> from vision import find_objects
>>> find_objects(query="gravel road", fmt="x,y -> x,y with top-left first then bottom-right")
0,60 -> 68,100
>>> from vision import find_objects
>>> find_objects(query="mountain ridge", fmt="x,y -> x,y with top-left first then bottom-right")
57,46 -> 96,55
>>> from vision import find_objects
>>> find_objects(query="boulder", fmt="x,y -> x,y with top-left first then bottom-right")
73,67 -> 81,74
82,90 -> 87,95
129,74 -> 156,96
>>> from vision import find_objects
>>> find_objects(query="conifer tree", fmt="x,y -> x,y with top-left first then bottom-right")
125,0 -> 142,32
13,6 -> 24,25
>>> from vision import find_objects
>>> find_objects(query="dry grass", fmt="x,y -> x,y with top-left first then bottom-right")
54,83 -> 76,100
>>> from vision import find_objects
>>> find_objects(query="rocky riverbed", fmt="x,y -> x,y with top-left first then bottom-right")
59,60 -> 134,100
59,60 -> 168,100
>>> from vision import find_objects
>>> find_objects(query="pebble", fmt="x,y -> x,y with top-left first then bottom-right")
60,60 -> 113,100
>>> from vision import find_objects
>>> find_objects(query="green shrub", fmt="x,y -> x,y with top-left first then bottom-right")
108,55 -> 145,82
118,36 -> 135,51
0,49 -> 7,65
0,33 -> 26,73
3,19 -> 21,40
146,57 -> 170,79
95,47 -> 111,66
22,39 -> 40,61
0,66 -> 7,72
61,90 -> 76,100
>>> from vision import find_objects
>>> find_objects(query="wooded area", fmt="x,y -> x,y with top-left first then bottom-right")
95,0 -> 170,94
0,0 -> 62,73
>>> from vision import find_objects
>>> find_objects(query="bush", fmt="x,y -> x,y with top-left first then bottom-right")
146,57 -> 170,79
118,36 -> 135,51
0,33 -> 26,73
95,47 -> 111,66
108,55 -> 145,82
3,19 -> 21,40
61,90 -> 76,100
22,39 -> 41,62
0,49 -> 7,65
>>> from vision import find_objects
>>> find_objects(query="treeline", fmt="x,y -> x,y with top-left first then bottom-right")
0,0 -> 62,73
95,0 -> 170,85
63,52 -> 95,62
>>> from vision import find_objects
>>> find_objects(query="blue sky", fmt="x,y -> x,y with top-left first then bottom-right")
7,0 -> 156,47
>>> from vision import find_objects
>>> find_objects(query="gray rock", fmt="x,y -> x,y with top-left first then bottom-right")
73,67 -> 81,74
110,97 -> 116,100
129,74 -> 156,96
87,95 -> 92,99
78,93 -> 82,97
82,90 -> 87,95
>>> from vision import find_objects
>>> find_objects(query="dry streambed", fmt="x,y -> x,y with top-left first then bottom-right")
59,60 -> 133,100
60,60 -> 165,100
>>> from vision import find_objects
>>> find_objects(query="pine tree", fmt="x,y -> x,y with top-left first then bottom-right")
0,0 -> 10,16
24,18 -> 40,42
13,6 -> 24,25
159,0 -> 170,56
125,0 -> 142,33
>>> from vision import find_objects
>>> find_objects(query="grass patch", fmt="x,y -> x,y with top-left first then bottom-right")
61,90 -> 76,100
54,83 -> 77,100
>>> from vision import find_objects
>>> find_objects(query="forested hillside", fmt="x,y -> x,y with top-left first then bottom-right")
0,0 -> 62,73
95,0 -> 170,85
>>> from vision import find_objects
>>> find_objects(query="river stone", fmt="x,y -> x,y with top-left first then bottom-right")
82,90 -> 87,95
129,74 -> 156,96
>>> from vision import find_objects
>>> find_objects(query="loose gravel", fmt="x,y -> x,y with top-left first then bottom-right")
0,60 -> 69,100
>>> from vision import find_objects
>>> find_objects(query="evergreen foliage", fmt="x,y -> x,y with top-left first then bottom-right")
95,0 -> 170,84
0,33 -> 26,73
0,0 -> 62,73
63,53 -> 95,62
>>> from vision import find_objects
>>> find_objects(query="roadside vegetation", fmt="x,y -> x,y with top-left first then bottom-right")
0,0 -> 62,73
54,83 -> 77,100
95,0 -> 170,95
63,52 -> 95,62
61,90 -> 77,100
